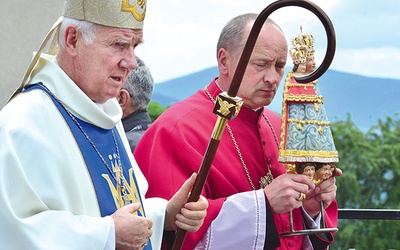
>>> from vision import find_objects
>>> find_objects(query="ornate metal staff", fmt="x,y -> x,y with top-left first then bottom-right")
172,0 -> 336,249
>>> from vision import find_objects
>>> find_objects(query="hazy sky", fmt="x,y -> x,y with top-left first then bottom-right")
136,0 -> 400,83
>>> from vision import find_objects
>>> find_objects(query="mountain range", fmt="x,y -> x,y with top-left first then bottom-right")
151,66 -> 400,131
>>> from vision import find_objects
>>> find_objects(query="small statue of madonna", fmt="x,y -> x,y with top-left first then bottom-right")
278,27 -> 338,184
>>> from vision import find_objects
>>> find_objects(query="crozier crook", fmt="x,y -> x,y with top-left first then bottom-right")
172,1 -> 336,249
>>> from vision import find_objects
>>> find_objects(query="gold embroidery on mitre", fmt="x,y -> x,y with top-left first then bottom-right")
122,0 -> 146,21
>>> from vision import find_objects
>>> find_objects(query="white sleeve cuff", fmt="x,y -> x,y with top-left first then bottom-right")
104,216 -> 116,250
195,189 -> 267,249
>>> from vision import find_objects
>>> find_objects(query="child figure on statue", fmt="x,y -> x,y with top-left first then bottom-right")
278,28 -> 338,184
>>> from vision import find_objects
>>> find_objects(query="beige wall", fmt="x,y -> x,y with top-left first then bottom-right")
0,0 -> 64,107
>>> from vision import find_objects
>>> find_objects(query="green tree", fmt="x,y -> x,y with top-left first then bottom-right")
148,101 -> 169,122
331,113 -> 400,249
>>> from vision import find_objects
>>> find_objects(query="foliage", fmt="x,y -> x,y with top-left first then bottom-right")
331,113 -> 400,250
148,102 -> 169,122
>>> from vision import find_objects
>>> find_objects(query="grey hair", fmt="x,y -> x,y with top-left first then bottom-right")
123,57 -> 154,111
58,17 -> 98,49
216,13 -> 282,59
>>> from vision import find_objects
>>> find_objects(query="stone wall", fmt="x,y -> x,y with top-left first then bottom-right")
0,0 -> 63,107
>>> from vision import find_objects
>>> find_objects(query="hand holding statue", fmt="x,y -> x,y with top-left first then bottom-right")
264,173 -> 315,214
302,168 -> 342,218
279,27 -> 340,218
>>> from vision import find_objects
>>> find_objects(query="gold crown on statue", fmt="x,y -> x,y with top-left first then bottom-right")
63,0 -> 147,30
290,26 -> 315,65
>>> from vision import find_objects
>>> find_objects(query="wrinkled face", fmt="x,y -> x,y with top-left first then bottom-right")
73,25 -> 143,103
226,23 -> 287,109
305,55 -> 316,74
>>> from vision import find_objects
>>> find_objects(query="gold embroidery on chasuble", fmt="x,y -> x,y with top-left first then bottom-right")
102,154 -> 144,215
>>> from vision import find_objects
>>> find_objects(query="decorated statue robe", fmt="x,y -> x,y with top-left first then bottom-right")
279,70 -> 339,165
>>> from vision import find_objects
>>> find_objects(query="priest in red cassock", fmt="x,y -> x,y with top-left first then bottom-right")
135,13 -> 341,250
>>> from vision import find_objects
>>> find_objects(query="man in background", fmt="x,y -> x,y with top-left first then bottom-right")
118,56 -> 154,152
